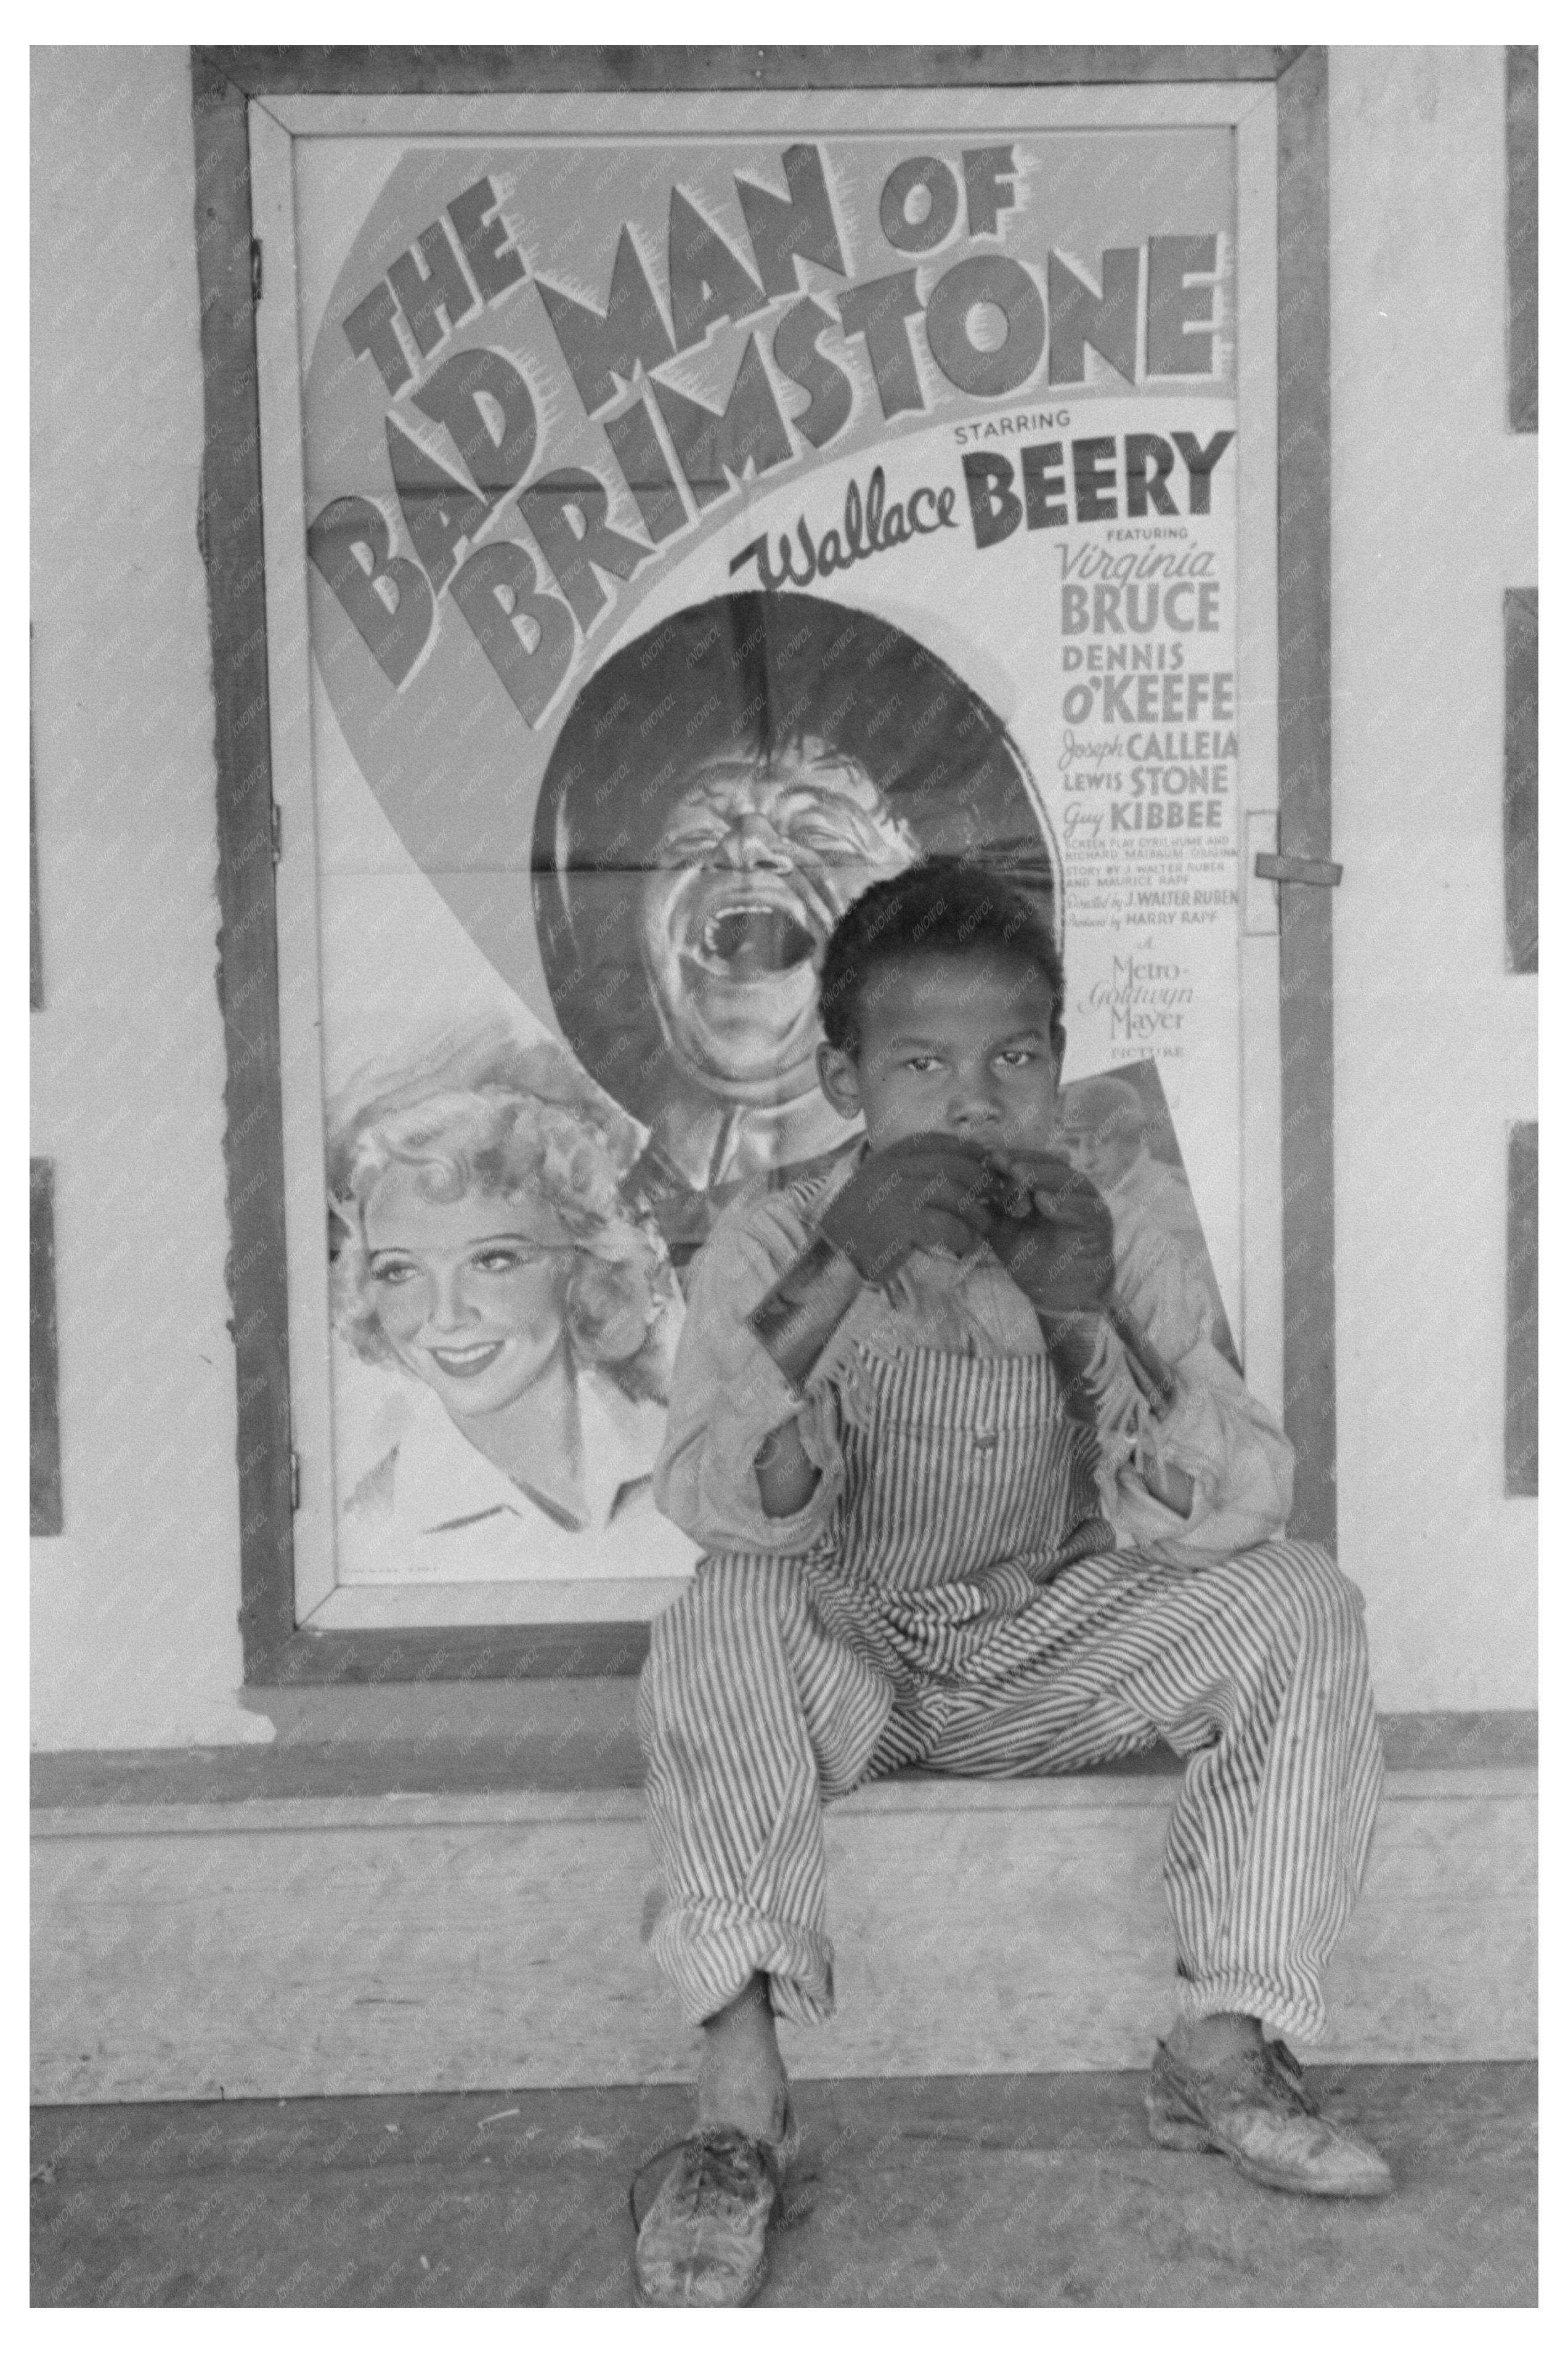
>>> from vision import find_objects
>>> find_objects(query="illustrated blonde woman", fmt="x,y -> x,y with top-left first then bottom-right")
328,1025 -> 693,1584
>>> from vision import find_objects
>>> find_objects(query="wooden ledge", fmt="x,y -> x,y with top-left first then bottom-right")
30,1709 -> 1537,1814
31,1762 -> 1537,1847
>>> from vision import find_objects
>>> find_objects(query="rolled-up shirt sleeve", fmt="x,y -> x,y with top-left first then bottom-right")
1108,1339 -> 1296,1567
653,1201 -> 851,1556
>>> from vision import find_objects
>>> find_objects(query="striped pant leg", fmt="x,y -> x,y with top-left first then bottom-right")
917,1541 -> 1384,2044
636,1550 -> 895,2030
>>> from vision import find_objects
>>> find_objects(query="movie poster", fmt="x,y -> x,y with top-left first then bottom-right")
289,121 -> 1246,1614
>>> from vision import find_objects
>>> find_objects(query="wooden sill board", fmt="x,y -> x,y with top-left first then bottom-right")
32,1758 -> 1535,2103
29,1760 -> 1535,1839
28,1708 -> 1538,1809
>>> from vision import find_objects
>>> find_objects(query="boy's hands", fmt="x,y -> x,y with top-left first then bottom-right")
816,1137 -> 1115,1314
819,1135 -> 1007,1286
975,1149 -> 1118,1318
758,1136 -> 1114,1410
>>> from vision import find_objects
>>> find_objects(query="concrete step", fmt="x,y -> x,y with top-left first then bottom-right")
30,1710 -> 1535,2103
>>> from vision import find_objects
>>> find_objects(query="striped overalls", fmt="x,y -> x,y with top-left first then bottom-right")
638,1335 -> 1383,2044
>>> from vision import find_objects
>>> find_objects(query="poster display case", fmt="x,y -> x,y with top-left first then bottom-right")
191,51 -> 1333,1680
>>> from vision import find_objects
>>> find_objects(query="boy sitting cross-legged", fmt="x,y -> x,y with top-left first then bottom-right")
632,858 -> 1390,2308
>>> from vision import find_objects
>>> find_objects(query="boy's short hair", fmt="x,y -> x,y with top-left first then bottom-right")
818,859 -> 1066,1059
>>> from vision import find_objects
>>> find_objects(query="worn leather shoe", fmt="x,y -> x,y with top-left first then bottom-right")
1147,2036 -> 1393,2198
631,2108 -> 794,2307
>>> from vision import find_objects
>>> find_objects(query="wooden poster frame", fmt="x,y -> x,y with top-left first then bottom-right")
190,44 -> 1336,1686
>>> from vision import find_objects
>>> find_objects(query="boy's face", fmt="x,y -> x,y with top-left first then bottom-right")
816,950 -> 1062,1155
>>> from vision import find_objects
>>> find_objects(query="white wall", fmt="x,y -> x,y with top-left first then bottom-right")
30,47 -> 267,1747
27,46 -> 1535,1749
1329,47 -> 1537,1708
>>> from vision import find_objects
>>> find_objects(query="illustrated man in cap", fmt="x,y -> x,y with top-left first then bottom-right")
1055,1073 -> 1233,1360
630,735 -> 920,1238
533,592 -> 1061,1275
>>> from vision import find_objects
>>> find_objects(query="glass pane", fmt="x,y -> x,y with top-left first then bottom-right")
286,115 -> 1249,1617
